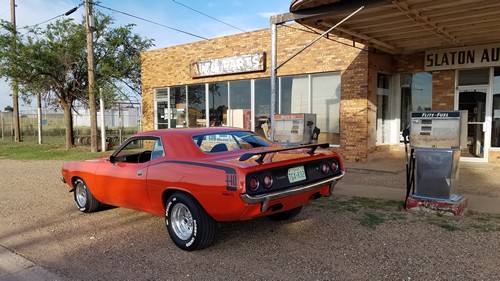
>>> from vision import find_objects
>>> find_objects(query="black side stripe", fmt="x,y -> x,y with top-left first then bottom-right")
151,160 -> 238,191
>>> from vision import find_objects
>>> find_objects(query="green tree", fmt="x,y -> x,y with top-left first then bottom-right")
0,13 -> 153,149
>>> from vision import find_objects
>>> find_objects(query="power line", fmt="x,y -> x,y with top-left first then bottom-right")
171,0 -> 247,33
92,3 -> 208,40
20,2 -> 84,29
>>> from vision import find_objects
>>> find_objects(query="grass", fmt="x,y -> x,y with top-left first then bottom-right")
312,196 -> 500,232
0,136 -> 109,160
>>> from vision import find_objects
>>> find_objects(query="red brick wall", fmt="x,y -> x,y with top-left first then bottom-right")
394,52 -> 425,73
432,70 -> 456,110
339,51 -> 370,162
141,24 -> 375,161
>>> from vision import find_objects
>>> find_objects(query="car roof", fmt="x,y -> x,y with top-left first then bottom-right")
132,127 -> 254,159
134,127 -> 248,138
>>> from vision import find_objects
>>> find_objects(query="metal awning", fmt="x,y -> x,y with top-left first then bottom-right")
274,0 -> 500,54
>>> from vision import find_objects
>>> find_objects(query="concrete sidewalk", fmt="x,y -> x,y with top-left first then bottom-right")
339,156 -> 500,214
0,246 -> 63,281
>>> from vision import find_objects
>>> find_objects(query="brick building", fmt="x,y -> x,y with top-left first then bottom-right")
141,0 -> 500,163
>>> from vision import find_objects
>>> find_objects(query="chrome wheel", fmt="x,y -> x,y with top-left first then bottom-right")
75,182 -> 87,208
171,203 -> 193,240
165,192 -> 218,250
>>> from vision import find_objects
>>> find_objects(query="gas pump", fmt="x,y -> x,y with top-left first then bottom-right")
405,110 -> 468,215
273,114 -> 317,145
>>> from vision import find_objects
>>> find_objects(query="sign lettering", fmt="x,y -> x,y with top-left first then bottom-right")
190,52 -> 265,78
411,111 -> 460,118
425,44 -> 500,71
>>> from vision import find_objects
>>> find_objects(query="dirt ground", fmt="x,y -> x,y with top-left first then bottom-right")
0,159 -> 499,281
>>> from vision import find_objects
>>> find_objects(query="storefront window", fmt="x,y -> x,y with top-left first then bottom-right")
187,84 -> 206,127
157,88 -> 168,99
156,72 -> 341,144
228,80 -> 251,130
229,80 -> 251,109
458,68 -> 489,86
311,73 -> 341,144
400,72 -> 432,131
289,75 -> 309,113
170,86 -> 187,128
279,77 -> 292,114
208,82 -> 228,126
377,73 -> 391,144
492,68 -> 500,147
278,73 -> 340,144
156,89 -> 169,129
255,78 -> 271,137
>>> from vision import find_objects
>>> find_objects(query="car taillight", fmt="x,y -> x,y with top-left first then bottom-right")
249,176 -> 260,191
321,162 -> 330,174
331,161 -> 339,172
263,173 -> 273,188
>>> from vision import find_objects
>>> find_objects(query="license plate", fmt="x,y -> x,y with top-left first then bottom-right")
288,166 -> 306,183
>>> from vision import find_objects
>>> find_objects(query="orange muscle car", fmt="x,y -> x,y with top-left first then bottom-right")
61,127 -> 344,250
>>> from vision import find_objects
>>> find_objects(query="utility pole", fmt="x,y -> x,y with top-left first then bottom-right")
86,0 -> 97,152
37,92 -> 42,144
11,0 -> 21,142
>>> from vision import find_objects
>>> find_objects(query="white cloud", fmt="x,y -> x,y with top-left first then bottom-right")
0,0 -> 84,28
258,12 -> 281,19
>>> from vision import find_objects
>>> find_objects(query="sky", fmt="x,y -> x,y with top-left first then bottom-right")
0,0 -> 291,111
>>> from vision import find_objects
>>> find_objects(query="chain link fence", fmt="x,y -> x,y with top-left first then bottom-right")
0,103 -> 141,147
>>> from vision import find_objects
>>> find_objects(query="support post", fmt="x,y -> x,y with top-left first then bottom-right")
100,88 -> 106,152
270,23 -> 277,142
86,0 -> 98,152
37,92 -> 42,144
11,0 -> 21,142
1,112 -> 4,140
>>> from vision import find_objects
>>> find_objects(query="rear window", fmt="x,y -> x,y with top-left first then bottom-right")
192,131 -> 274,153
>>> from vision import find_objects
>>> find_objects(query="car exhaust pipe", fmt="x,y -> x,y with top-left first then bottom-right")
268,203 -> 283,212
309,192 -> 322,200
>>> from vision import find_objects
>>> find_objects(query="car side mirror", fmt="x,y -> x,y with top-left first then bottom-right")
109,155 -> 116,163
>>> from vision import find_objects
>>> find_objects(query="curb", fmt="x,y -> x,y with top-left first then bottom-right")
0,246 -> 63,281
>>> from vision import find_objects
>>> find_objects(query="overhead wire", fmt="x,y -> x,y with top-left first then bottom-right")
20,2 -> 84,29
171,0 -> 247,33
92,2 -> 208,40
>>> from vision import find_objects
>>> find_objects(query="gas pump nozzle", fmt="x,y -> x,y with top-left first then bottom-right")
403,124 -> 415,208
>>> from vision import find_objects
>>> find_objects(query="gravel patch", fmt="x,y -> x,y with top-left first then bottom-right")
0,159 -> 499,280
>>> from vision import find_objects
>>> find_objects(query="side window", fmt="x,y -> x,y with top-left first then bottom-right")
151,138 -> 165,160
113,137 -> 158,163
119,139 -> 145,154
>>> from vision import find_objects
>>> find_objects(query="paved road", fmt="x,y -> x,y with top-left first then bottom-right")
1,159 -> 499,281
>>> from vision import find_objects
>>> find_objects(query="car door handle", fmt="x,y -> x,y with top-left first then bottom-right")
137,170 -> 143,177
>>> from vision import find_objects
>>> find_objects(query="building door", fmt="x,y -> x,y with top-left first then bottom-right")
457,87 -> 491,161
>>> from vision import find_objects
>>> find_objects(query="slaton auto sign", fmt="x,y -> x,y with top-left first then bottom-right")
425,43 -> 500,71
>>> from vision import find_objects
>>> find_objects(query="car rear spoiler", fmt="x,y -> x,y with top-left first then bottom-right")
239,143 -> 330,163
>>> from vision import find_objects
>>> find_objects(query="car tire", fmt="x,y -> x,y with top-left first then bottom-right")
165,192 -> 218,251
74,178 -> 101,213
267,206 -> 303,221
